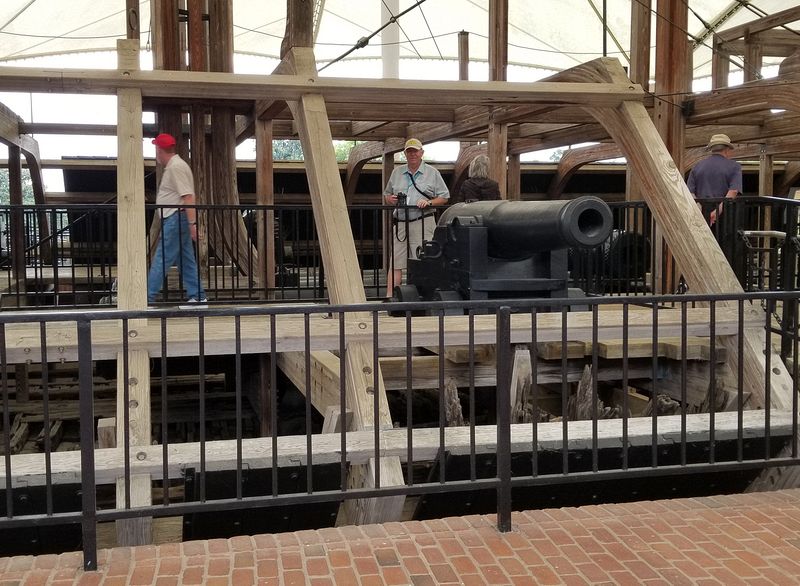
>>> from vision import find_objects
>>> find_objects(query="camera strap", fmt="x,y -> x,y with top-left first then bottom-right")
407,172 -> 433,200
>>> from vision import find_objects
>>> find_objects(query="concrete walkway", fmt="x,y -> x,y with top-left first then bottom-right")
2,489 -> 800,585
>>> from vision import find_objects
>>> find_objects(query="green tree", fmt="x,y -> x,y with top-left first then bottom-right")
271,139 -> 362,162
549,148 -> 566,163
0,169 -> 35,204
272,139 -> 304,161
334,141 -> 359,162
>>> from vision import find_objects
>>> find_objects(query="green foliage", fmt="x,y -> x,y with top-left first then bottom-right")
272,139 -> 304,161
271,139 -> 361,163
0,169 -> 35,205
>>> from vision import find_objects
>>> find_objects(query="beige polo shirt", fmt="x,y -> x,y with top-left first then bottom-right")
157,154 -> 194,218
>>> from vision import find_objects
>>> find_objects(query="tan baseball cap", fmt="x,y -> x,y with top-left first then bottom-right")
404,138 -> 423,151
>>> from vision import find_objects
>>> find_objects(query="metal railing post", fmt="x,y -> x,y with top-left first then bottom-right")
495,306 -> 512,532
77,319 -> 97,571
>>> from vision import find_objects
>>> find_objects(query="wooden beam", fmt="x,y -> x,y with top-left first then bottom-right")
126,0 -> 140,40
0,307 -> 753,365
2,411 -> 792,488
507,153 -> 520,200
654,0 -> 689,172
281,0 -> 314,59
629,0 -> 651,88
583,58 -> 794,410
489,0 -> 508,83
744,41 -> 763,83
284,47 -> 405,524
508,123 -> 609,155
717,6 -> 800,42
276,351 -> 341,414
759,152 -> 774,196
688,82 -> 800,125
0,67 -> 645,107
488,121 -> 507,199
723,30 -> 800,58
711,34 -> 731,90
255,118 -> 275,295
115,38 -> 152,547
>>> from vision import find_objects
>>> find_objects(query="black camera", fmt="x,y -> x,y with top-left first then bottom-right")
396,191 -> 407,206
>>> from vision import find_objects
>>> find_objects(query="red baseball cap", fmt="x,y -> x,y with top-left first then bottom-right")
152,133 -> 176,148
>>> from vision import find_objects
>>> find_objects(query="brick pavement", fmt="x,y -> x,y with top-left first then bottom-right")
3,489 -> 800,585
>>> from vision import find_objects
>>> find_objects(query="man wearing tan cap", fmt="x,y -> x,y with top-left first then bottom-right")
147,133 -> 207,304
383,138 -> 449,297
687,133 -> 742,225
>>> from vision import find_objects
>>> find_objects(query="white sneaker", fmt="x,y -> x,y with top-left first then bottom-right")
182,298 -> 208,309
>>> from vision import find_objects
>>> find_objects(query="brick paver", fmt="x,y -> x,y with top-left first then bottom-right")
3,490 -> 800,584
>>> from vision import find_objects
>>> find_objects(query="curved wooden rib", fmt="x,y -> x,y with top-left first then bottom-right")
449,143 -> 487,202
0,103 -> 50,257
547,143 -> 621,197
777,161 -> 800,196
683,138 -> 800,172
344,141 -> 384,204
688,79 -> 800,124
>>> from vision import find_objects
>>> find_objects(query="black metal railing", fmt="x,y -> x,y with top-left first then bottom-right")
0,196 -> 798,309
0,290 -> 798,568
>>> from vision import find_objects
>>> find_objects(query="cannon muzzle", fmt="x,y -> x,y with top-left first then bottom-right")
438,197 -> 612,259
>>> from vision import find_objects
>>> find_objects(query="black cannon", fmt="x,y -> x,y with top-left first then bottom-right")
394,197 -> 613,307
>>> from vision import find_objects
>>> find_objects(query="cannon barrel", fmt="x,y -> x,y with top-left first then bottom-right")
438,197 -> 613,259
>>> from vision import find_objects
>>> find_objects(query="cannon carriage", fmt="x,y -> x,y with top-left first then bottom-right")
393,197 -> 613,308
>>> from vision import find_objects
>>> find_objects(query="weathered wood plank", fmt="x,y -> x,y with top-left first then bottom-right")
0,306 -> 752,365
0,67 -> 645,108
1,410 -> 792,489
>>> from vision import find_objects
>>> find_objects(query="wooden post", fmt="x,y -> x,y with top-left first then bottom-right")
125,0 -> 140,40
281,0 -> 314,59
458,31 -> 469,81
488,0 -> 508,83
115,38 -> 152,546
744,41 -> 763,83
630,0 -> 651,90
626,0 -> 650,208
8,144 -> 29,401
8,145 -> 25,296
507,153 -> 521,200
488,1 -> 508,199
654,0 -> 690,294
382,153 -> 394,286
255,118 -> 275,297
759,152 -> 774,196
711,34 -> 730,90
187,1 -> 209,279
488,121 -> 508,199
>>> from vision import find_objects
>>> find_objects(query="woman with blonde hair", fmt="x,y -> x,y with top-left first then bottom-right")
459,154 -> 501,201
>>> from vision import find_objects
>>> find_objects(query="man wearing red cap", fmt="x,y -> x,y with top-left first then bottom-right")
147,133 -> 207,303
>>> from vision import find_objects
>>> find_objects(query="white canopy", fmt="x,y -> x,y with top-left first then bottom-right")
1,1 -> 798,80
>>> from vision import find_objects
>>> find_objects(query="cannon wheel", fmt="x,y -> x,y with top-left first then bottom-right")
394,284 -> 421,303
433,289 -> 464,315
389,285 -> 423,317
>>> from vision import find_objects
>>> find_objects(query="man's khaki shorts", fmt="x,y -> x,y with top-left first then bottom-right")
391,215 -> 436,271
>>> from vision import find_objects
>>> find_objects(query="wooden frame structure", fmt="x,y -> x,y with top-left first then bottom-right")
1,0 -> 799,541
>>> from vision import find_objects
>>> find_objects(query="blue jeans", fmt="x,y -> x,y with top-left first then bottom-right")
147,212 -> 205,302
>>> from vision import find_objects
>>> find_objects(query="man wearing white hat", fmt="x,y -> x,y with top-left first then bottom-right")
687,133 -> 742,225
383,138 -> 449,297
